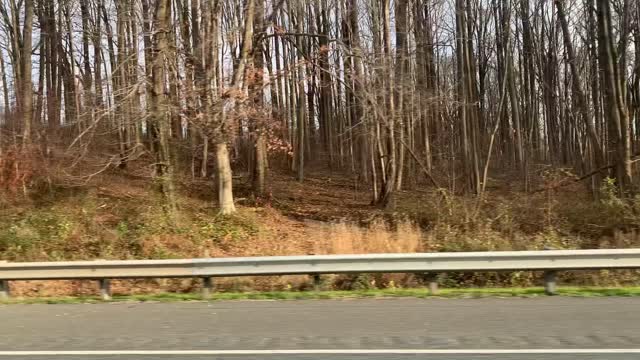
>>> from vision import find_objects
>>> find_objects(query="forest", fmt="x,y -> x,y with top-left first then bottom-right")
0,0 -> 639,294
0,0 -> 638,207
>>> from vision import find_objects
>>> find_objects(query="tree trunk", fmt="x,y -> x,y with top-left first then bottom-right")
150,0 -> 178,215
295,0 -> 306,182
596,0 -> 633,193
554,0 -> 605,174
21,0 -> 34,146
216,142 -> 237,214
251,0 -> 267,197
377,0 -> 397,208
394,0 -> 409,191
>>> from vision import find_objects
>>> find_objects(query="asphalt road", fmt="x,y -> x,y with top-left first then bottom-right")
1,297 -> 639,359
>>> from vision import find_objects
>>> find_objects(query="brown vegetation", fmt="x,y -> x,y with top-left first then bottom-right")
1,0 -> 640,296
2,164 -> 640,297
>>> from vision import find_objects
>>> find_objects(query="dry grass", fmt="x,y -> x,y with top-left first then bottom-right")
4,216 -> 429,297
5,164 -> 640,298
310,219 -> 424,255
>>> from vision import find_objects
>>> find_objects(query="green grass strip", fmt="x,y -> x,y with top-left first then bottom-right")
3,287 -> 640,305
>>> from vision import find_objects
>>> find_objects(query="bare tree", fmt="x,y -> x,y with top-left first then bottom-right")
149,0 -> 178,214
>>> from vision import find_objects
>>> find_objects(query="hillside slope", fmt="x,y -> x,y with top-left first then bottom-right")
2,165 -> 640,297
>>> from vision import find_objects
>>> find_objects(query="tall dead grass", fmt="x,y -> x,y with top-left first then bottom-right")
310,219 -> 424,255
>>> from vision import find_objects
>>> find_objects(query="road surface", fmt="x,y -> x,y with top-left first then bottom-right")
1,297 -> 639,359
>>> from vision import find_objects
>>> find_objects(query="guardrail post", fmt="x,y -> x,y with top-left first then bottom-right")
544,271 -> 557,295
99,279 -> 111,301
312,274 -> 322,291
0,280 -> 9,300
425,273 -> 439,295
202,277 -> 214,299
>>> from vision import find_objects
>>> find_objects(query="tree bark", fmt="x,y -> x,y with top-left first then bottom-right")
294,0 -> 306,182
150,0 -> 178,215
554,0 -> 605,173
21,0 -> 34,146
596,0 -> 633,193
216,142 -> 237,214
251,0 -> 267,197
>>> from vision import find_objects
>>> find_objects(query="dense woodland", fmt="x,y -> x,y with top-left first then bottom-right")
0,0 -> 639,217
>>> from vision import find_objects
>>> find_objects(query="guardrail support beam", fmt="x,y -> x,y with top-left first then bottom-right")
99,279 -> 111,301
426,273 -> 439,295
544,271 -> 557,295
312,274 -> 322,291
0,280 -> 9,300
202,277 -> 214,299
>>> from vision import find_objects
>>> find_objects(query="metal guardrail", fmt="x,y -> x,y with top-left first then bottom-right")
1,249 -> 640,300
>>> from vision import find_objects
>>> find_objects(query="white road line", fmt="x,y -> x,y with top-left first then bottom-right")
0,349 -> 639,356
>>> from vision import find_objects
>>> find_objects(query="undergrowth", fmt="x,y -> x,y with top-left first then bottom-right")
0,190 -> 262,262
2,173 -> 640,297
